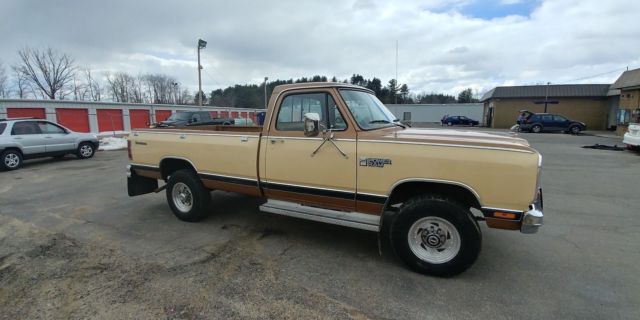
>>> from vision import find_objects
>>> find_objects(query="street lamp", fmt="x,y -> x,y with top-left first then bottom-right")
264,77 -> 269,109
544,82 -> 550,113
172,82 -> 178,105
197,39 -> 207,109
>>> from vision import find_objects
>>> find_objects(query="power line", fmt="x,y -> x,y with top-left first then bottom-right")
561,67 -> 630,84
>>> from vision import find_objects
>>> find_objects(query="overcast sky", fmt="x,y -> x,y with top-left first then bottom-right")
1,0 -> 639,97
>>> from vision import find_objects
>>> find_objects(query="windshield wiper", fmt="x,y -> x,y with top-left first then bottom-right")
369,119 -> 406,129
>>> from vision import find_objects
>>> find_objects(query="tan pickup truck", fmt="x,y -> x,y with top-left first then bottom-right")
127,82 -> 543,276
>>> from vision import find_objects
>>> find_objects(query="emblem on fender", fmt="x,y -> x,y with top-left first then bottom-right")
359,157 -> 392,168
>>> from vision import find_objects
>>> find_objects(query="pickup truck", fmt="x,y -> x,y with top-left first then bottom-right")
127,82 -> 543,277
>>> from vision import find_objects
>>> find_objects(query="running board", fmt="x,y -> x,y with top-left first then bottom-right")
259,200 -> 380,232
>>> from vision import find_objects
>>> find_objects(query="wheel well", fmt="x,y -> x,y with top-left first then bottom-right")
160,158 -> 196,180
2,147 -> 23,156
386,181 -> 481,210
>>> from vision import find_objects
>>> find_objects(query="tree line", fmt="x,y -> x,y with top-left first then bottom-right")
0,46 -> 479,107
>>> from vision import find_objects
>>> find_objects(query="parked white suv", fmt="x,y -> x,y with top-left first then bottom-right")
623,123 -> 640,150
0,118 -> 99,171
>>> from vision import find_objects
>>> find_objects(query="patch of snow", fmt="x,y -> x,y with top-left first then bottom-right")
97,131 -> 129,138
99,137 -> 128,151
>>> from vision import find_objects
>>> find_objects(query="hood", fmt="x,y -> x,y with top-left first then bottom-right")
359,127 -> 533,152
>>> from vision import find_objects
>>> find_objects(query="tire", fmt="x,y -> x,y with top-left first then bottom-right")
531,125 -> 542,133
76,142 -> 95,159
569,125 -> 580,135
447,122 -> 453,126
1,149 -> 23,171
166,169 -> 211,222
391,195 -> 481,277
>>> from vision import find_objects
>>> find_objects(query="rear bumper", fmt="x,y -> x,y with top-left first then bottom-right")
521,188 -> 544,234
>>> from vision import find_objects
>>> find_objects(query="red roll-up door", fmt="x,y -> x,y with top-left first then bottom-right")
249,112 -> 255,121
220,111 -> 229,118
56,108 -> 90,132
97,109 -> 124,132
129,109 -> 150,129
240,111 -> 247,118
7,108 -> 46,119
155,110 -> 172,122
210,111 -> 218,118
231,111 -> 239,118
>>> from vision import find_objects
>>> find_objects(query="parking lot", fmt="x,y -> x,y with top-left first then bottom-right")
1,130 -> 639,319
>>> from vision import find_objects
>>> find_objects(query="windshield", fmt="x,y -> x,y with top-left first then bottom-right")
339,90 -> 398,130
167,112 -> 190,121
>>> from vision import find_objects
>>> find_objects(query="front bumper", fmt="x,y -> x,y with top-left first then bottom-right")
521,189 -> 544,234
623,133 -> 640,147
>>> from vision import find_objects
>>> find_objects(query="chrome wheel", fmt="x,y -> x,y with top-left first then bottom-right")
408,216 -> 461,264
4,153 -> 20,168
570,126 -> 580,134
80,144 -> 93,157
172,182 -> 193,213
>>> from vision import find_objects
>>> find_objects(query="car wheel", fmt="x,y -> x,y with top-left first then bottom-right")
76,142 -> 95,159
391,195 -> 481,277
569,125 -> 581,135
531,125 -> 542,133
1,149 -> 23,171
447,122 -> 453,126
166,169 -> 211,222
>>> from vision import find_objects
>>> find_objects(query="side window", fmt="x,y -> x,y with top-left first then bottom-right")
542,115 -> 553,122
276,93 -> 346,131
11,121 -> 41,135
553,115 -> 567,122
0,123 -> 6,135
37,122 -> 66,134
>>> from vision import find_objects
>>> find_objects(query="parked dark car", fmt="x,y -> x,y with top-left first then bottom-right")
154,111 -> 234,127
519,112 -> 586,134
441,115 -> 479,126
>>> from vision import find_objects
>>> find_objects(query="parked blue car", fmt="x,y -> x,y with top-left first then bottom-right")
519,112 -> 586,134
441,115 -> 479,126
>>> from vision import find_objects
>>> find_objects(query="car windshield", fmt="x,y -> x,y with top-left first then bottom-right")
339,89 -> 398,130
167,113 -> 190,121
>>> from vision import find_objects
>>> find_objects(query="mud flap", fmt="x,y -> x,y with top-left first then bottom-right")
127,172 -> 158,196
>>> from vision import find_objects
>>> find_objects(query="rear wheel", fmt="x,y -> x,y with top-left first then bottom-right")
531,125 -> 542,133
1,149 -> 23,171
447,122 -> 453,126
391,195 -> 481,277
166,169 -> 211,222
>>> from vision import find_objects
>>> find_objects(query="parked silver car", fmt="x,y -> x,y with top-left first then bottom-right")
0,118 -> 99,171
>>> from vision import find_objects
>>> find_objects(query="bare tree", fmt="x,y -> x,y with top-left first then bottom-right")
106,72 -> 136,102
83,67 -> 102,101
11,66 -> 29,98
15,47 -> 76,99
0,61 -> 8,98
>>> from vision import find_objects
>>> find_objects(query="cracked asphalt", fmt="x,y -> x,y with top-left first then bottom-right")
0,131 -> 639,319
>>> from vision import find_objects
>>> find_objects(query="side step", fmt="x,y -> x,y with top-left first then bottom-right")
259,200 -> 380,232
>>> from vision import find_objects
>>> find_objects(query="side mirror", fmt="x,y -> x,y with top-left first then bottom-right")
304,113 -> 320,137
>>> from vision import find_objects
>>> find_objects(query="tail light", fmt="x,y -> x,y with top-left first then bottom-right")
127,139 -> 132,160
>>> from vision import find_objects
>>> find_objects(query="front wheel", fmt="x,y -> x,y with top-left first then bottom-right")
166,169 -> 211,222
391,195 -> 481,277
77,142 -> 95,159
569,125 -> 581,135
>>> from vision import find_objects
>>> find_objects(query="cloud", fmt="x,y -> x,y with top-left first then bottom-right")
0,0 -> 638,98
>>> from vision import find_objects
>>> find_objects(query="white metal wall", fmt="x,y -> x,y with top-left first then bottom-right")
386,103 -> 484,125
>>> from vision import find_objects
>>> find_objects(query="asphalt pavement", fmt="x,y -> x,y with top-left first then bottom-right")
0,130 -> 638,319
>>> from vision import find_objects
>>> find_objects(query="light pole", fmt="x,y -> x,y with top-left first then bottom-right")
544,82 -> 550,113
197,39 -> 207,109
172,82 -> 178,105
263,77 -> 269,109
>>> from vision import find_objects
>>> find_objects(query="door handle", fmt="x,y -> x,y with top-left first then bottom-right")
13,137 -> 23,140
45,136 -> 53,138
270,138 -> 284,144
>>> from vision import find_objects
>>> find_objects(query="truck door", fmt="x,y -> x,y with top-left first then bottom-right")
263,89 -> 357,212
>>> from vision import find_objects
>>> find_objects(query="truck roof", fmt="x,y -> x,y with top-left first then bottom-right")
272,82 -> 374,96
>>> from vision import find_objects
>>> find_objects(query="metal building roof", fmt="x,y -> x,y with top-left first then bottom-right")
481,84 -> 611,101
611,68 -> 640,90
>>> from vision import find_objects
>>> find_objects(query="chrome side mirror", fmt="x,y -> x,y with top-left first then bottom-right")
304,112 -> 320,137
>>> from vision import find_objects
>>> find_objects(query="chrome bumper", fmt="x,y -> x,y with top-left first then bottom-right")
126,164 -> 132,178
521,203 -> 543,234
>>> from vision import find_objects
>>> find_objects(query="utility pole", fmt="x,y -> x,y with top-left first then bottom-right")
395,40 -> 398,104
264,77 -> 269,109
197,39 -> 207,109
544,82 -> 550,113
